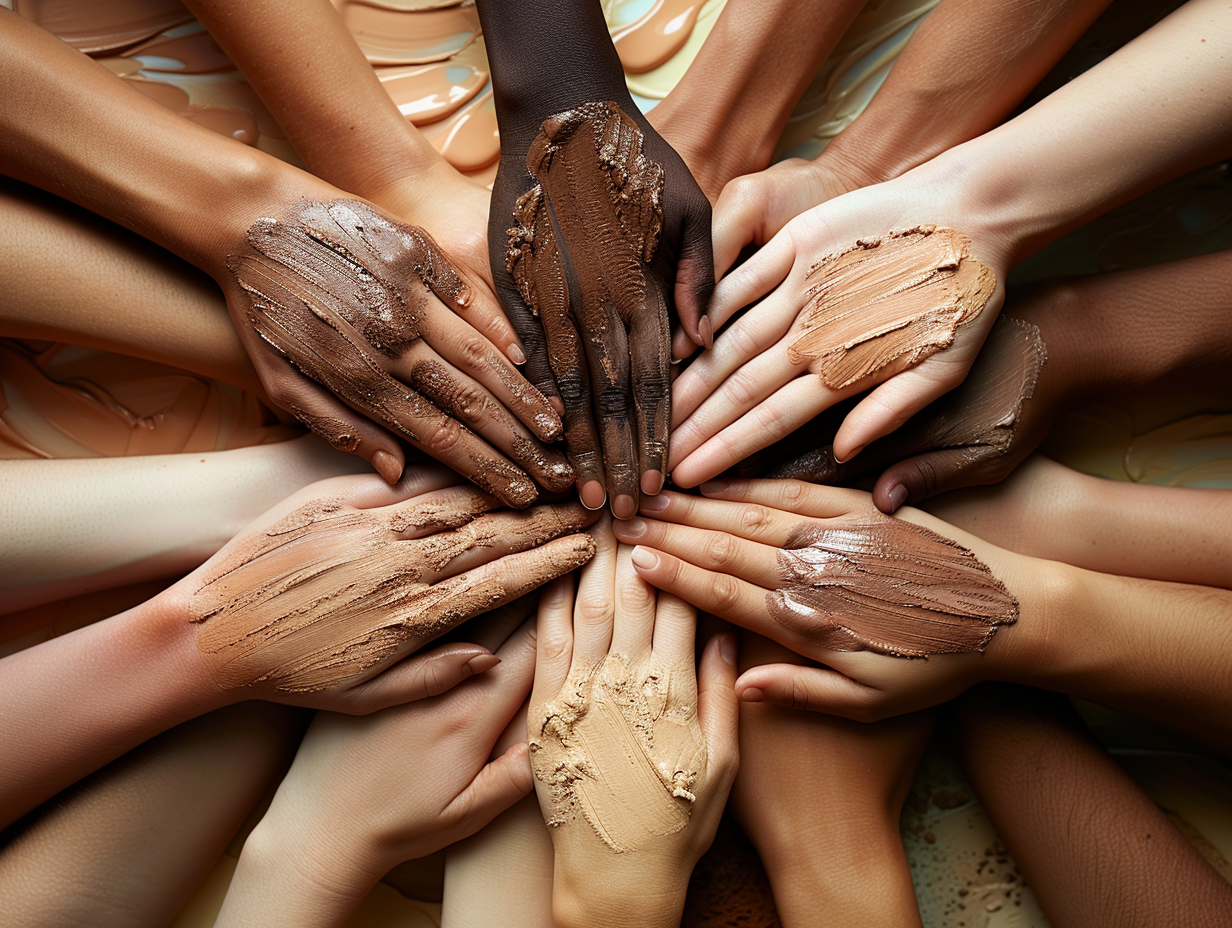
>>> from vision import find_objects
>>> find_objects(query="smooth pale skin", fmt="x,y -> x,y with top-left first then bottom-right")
0,12 -> 561,499
528,528 -> 740,928
0,469 -> 591,830
710,0 -> 1115,278
670,0 -> 1232,484
215,615 -> 539,928
613,480 -> 1232,754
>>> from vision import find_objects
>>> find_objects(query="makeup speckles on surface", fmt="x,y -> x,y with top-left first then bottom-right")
789,226 -> 997,390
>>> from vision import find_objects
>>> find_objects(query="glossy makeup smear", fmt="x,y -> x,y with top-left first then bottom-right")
190,495 -> 597,692
531,653 -> 706,853
333,0 -> 481,65
13,0 -> 194,53
375,60 -> 488,124
768,516 -> 1018,658
610,0 -> 705,74
789,226 -> 997,390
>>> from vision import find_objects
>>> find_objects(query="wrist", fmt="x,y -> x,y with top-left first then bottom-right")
553,861 -> 689,928
145,582 -> 236,716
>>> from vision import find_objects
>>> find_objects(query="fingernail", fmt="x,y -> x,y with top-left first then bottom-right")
698,316 -> 714,350
613,494 -> 636,520
580,481 -> 606,510
508,344 -> 527,365
371,450 -> 403,485
739,686 -> 764,703
700,479 -> 730,496
641,493 -> 668,512
834,443 -> 866,465
641,469 -> 664,496
630,546 -> 658,570
619,518 -> 647,538
719,634 -> 737,666
467,653 -> 500,674
887,483 -> 908,513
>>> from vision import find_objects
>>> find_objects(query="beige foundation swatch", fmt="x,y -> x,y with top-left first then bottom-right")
768,515 -> 1018,658
789,226 -> 997,390
531,653 -> 706,853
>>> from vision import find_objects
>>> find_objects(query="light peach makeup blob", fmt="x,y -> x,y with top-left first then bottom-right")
375,60 -> 488,125
611,0 -> 704,74
789,226 -> 997,390
333,1 -> 482,65
768,515 -> 1018,658
13,0 -> 194,54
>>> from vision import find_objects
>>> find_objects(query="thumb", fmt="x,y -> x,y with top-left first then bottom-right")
674,204 -> 716,350
833,363 -> 966,464
448,741 -> 535,836
341,643 -> 499,714
736,663 -> 879,720
873,445 -> 1003,513
697,633 -> 740,786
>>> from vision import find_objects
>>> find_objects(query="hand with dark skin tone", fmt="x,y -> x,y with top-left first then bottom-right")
476,0 -> 715,519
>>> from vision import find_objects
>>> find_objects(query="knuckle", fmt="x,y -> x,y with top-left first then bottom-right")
739,504 -> 771,534
704,533 -> 737,569
452,384 -> 489,421
578,596 -> 614,626
912,458 -> 940,500
425,417 -> 464,454
711,574 -> 742,613
789,676 -> 812,711
538,630 -> 571,664
617,583 -> 649,612
457,336 -> 489,369
725,368 -> 759,407
753,402 -> 788,439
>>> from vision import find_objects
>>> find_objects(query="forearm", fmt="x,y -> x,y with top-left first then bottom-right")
820,0 -> 1112,190
0,589 -> 225,828
0,437 -> 365,616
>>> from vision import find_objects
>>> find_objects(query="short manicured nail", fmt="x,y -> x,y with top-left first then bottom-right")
508,343 -> 527,365
371,450 -> 403,485
613,494 -> 636,520
580,481 -> 606,510
641,469 -> 664,496
700,479 -> 730,496
739,686 -> 765,703
834,443 -> 866,465
887,483 -> 908,513
698,316 -> 714,350
641,493 -> 668,512
467,653 -> 500,674
719,634 -> 737,666
631,546 -> 658,570
619,518 -> 647,538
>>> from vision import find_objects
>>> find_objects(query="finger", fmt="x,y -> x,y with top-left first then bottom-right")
533,574 -> 577,704
633,489 -> 809,547
403,501 -> 599,584
711,180 -> 762,282
571,518 -> 618,668
671,377 -> 837,488
873,445 -> 1004,514
629,276 -> 672,497
610,545 -> 657,659
672,325 -> 698,362
299,465 -> 459,513
832,363 -> 964,463
337,642 -> 498,714
444,596 -> 537,653
576,300 -> 638,518
382,485 -> 500,538
446,741 -> 535,840
651,590 -> 697,663
614,517 -> 783,589
393,342 -> 573,491
704,230 -> 795,334
735,663 -> 879,719
628,546 -> 774,634
696,633 -> 740,784
674,200 -> 716,348
696,476 -> 867,519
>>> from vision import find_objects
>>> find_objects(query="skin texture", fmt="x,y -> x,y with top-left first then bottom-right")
732,633 -> 929,928
671,0 -> 1232,483
710,0 -> 1116,278
0,469 -> 593,829
0,703 -> 303,928
612,479 -> 1232,755
215,616 -> 539,928
528,529 -> 739,928
949,684 -> 1232,927
477,0 -> 715,518
0,12 -> 559,493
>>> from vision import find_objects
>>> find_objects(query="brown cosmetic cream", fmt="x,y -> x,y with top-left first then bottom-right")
768,515 -> 1018,658
789,226 -> 997,390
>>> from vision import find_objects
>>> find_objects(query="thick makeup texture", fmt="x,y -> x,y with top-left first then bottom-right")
189,495 -> 597,692
531,653 -> 706,853
789,226 -> 997,390
768,516 -> 1018,658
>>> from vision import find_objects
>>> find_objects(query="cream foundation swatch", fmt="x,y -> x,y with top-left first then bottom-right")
531,653 -> 706,853
768,515 -> 1018,658
789,226 -> 997,390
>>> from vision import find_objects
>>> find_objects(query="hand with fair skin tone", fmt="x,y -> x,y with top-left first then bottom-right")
613,479 -> 1232,754
710,0 -> 1114,277
0,12 -> 566,504
670,0 -> 1232,484
476,0 -> 715,518
0,468 -> 595,829
732,633 -> 929,927
528,528 -> 740,928
215,615 -> 539,928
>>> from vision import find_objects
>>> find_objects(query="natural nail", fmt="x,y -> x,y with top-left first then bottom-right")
641,469 -> 664,496
700,479 -> 730,496
640,493 -> 668,512
613,494 -> 636,520
467,653 -> 501,674
739,686 -> 765,703
580,481 -> 606,510
698,316 -> 714,350
719,634 -> 737,666
630,546 -> 658,570
619,518 -> 647,538
508,343 -> 527,365
371,449 -> 403,485
887,483 -> 909,513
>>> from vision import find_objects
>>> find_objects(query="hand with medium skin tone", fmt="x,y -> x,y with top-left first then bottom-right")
613,479 -> 1232,755
710,0 -> 1114,278
670,0 -> 1232,485
476,0 -> 715,518
178,0 -> 523,362
0,12 -> 565,506
215,616 -> 539,928
528,527 -> 740,928
732,633 -> 929,928
0,467 -> 595,829
755,248 -> 1232,511
948,684 -> 1232,927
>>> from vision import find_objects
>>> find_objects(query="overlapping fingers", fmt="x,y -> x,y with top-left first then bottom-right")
614,514 -> 784,589
628,275 -> 672,498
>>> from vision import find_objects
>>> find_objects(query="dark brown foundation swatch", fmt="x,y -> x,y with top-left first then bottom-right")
767,516 -> 1018,658
789,226 -> 997,390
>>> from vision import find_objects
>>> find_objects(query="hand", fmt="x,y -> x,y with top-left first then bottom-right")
527,525 -> 739,928
669,176 -> 1012,488
181,467 -> 597,712
221,197 -> 570,507
613,479 -> 1037,721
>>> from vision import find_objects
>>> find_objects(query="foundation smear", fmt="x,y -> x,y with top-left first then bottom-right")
531,653 -> 706,853
768,515 -> 1018,658
789,226 -> 997,390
